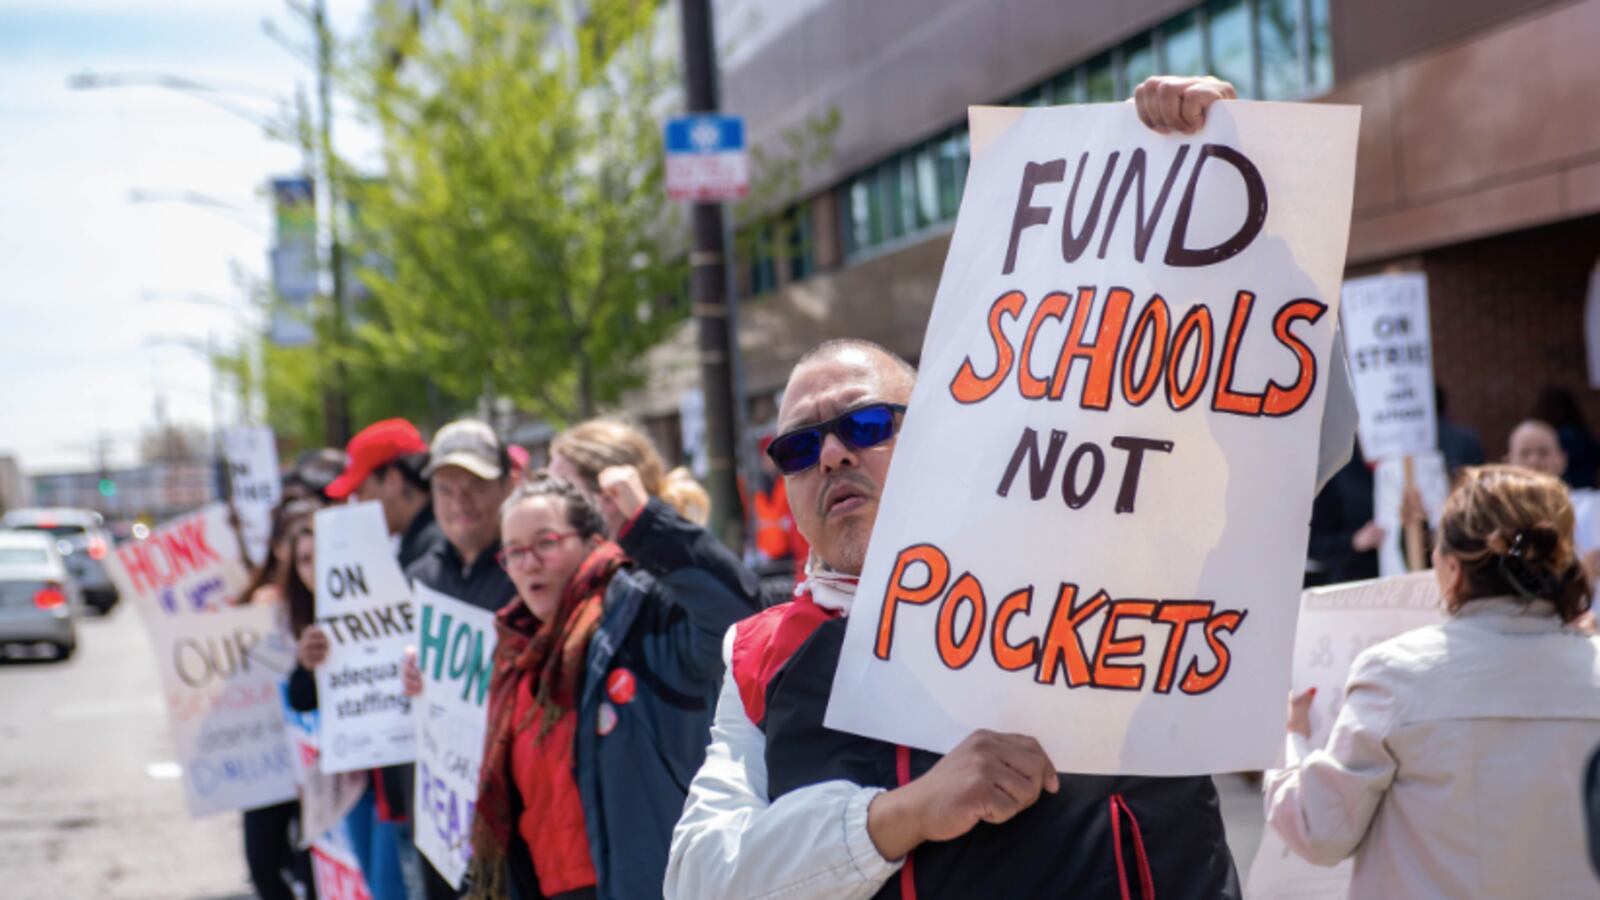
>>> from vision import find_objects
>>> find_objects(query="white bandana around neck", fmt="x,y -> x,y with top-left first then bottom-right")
801,556 -> 859,615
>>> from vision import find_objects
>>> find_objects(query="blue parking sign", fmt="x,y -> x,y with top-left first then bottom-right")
665,114 -> 749,202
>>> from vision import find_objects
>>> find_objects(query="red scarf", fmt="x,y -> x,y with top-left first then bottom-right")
468,541 -> 625,898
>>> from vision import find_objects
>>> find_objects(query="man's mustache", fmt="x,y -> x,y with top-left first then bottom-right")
816,471 -> 877,517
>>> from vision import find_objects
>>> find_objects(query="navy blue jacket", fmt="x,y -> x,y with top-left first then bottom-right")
507,499 -> 761,900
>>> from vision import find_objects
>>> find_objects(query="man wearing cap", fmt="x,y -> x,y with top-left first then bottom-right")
404,419 -> 520,900
404,419 -> 518,613
326,418 -> 445,572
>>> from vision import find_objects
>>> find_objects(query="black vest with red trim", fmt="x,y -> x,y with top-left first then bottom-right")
731,593 -> 1242,900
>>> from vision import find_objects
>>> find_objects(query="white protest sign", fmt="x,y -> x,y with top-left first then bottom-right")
824,100 -> 1361,775
1246,572 -> 1444,899
223,426 -> 282,567
412,582 -> 498,888
147,602 -> 297,817
314,502 -> 417,774
1340,272 -> 1436,461
106,503 -> 252,620
1372,451 -> 1449,578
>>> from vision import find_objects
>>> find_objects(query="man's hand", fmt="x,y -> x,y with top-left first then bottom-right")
1352,520 -> 1386,553
1133,76 -> 1237,135
598,465 -> 650,523
401,646 -> 423,697
297,624 -> 330,670
866,730 -> 1059,861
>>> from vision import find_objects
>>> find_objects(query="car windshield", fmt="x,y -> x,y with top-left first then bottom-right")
0,547 -> 50,565
10,523 -> 87,539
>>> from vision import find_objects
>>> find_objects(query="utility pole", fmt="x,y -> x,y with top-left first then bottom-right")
678,0 -> 746,552
313,0 -> 351,447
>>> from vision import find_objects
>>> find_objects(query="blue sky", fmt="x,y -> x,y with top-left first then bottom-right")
0,0 -> 376,474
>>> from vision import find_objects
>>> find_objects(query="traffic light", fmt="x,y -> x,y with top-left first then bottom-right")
98,478 -> 116,498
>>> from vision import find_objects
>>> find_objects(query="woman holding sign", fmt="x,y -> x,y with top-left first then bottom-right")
1266,465 -> 1600,897
437,471 -> 758,900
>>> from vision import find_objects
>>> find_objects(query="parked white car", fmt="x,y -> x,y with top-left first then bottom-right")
0,531 -> 81,659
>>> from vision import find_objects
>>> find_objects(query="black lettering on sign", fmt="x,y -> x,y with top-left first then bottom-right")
326,564 -> 369,599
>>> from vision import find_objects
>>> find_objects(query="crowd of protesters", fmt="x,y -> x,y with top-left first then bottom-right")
218,75 -> 1600,900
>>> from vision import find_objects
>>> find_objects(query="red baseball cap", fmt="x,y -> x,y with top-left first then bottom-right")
325,418 -> 429,500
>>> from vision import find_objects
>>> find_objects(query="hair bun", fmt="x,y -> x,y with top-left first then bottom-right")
1511,524 -> 1560,563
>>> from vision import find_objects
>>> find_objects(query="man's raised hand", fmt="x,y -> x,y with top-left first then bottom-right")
1133,75 -> 1237,135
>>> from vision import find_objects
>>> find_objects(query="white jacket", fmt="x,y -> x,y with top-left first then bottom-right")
664,578 -> 903,900
1264,597 -> 1600,898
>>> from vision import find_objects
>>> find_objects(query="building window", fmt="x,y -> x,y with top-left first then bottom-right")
914,144 -> 940,227
1162,10 -> 1205,76
1208,0 -> 1255,99
1122,35 -> 1157,94
786,204 -> 812,282
1085,54 -> 1117,101
1256,0 -> 1303,99
1309,0 -> 1333,89
936,129 -> 968,221
832,0 -> 1333,262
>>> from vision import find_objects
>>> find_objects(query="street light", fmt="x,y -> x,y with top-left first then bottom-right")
127,190 -> 269,234
66,70 -> 280,131
139,290 -> 243,314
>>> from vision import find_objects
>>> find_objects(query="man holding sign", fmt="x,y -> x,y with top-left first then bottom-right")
669,76 -> 1361,899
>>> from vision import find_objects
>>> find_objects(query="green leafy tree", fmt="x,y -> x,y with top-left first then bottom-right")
344,0 -> 689,424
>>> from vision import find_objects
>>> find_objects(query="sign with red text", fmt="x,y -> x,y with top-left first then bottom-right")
148,602 -> 297,817
1247,572 -> 1444,898
314,502 -> 417,774
1340,272 -> 1436,461
282,690 -> 371,899
107,503 -> 252,620
825,101 -> 1361,775
412,582 -> 497,888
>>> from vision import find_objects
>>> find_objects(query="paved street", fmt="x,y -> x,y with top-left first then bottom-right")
0,603 -> 253,900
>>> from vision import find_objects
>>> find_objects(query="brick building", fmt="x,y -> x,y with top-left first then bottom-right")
624,0 -> 1600,469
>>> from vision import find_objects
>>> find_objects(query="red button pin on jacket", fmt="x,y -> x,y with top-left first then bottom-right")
607,668 -> 637,705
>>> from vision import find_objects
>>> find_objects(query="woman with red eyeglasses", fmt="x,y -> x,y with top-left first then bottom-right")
418,471 -> 759,900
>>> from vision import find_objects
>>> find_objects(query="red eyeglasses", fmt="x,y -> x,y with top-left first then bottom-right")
496,531 -> 579,569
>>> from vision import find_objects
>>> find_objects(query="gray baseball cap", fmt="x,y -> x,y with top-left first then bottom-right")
421,419 -> 505,480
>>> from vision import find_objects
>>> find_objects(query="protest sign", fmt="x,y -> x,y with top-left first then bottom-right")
1341,272 -> 1436,461
282,692 -> 371,899
1372,451 -> 1449,578
283,696 -> 368,847
824,100 -> 1361,775
314,502 -> 417,774
223,426 -> 282,566
106,503 -> 252,620
1246,572 -> 1444,898
412,582 -> 498,888
146,601 -> 297,817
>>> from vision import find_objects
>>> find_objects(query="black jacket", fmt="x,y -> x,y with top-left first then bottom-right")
760,615 -> 1241,899
404,536 -> 517,615
1306,452 -> 1378,587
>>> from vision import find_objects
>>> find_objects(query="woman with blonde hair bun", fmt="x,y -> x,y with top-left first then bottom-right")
1265,464 -> 1600,898
550,417 -> 716,531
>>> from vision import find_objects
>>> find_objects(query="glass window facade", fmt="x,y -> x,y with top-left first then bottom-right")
831,0 -> 1334,262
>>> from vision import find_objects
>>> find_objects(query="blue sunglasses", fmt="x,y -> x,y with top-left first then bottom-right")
766,403 -> 907,474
